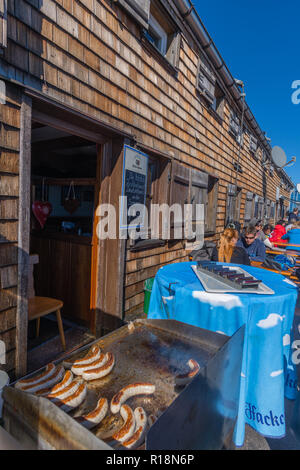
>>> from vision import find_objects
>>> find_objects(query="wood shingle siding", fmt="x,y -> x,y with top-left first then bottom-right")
0,82 -> 21,376
0,1 -> 293,373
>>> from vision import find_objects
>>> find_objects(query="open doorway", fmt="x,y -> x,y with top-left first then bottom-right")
27,120 -> 100,369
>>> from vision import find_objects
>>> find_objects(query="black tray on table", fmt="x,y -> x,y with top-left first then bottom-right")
191,262 -> 274,295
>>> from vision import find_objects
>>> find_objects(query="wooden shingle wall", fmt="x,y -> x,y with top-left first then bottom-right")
0,0 -> 292,318
0,82 -> 21,375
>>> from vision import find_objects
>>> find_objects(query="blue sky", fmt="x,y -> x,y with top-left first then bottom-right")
193,0 -> 300,185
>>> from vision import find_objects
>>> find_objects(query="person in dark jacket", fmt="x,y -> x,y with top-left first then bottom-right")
236,225 -> 266,262
288,208 -> 299,224
211,228 -> 250,265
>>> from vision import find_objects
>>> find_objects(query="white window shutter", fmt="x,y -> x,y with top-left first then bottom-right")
0,0 -> 7,48
113,0 -> 150,29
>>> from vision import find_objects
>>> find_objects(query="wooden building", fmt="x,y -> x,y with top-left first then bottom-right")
0,0 -> 295,378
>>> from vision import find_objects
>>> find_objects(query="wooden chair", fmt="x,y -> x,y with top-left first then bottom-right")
28,254 -> 66,350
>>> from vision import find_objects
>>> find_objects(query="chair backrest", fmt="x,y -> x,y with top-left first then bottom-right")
28,254 -> 39,299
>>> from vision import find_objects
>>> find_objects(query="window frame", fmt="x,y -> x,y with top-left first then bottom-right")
145,13 -> 168,56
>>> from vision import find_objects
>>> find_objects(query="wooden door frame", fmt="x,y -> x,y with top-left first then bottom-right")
16,94 -> 32,377
16,89 -> 132,374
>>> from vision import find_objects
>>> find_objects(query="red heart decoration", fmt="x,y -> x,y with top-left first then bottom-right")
32,200 -> 52,229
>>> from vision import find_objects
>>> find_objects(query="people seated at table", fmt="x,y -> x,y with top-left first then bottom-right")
269,220 -> 287,247
259,224 -> 275,249
281,220 -> 300,252
236,225 -> 266,262
211,227 -> 250,265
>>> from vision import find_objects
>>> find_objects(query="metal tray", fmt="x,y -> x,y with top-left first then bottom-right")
3,319 -> 245,450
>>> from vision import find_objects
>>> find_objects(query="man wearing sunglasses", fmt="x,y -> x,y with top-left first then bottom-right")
236,225 -> 266,262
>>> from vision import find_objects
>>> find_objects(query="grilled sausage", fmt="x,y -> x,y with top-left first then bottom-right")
55,382 -> 87,412
175,359 -> 200,386
70,346 -> 102,373
122,407 -> 147,449
46,379 -> 82,402
75,398 -> 108,430
111,405 -> 135,443
18,365 -> 65,394
71,353 -> 107,376
15,363 -> 56,390
111,383 -> 155,414
36,370 -> 73,397
82,353 -> 115,381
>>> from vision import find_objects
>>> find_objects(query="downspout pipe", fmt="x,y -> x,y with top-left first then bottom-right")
173,0 -> 271,155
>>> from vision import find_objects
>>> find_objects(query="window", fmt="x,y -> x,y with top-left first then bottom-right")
114,0 -> 180,69
170,162 -> 218,237
0,0 -> 7,48
144,14 -> 167,55
142,1 -> 181,69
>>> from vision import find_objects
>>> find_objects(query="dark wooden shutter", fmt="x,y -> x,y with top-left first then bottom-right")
265,199 -> 271,222
270,201 -> 275,219
165,32 -> 181,68
226,184 -> 242,226
0,0 -> 7,48
206,176 -> 218,233
244,192 -> 253,225
169,162 -> 190,236
113,0 -> 150,29
197,55 -> 216,105
190,169 -> 208,235
170,161 -> 190,207
258,196 -> 264,220
226,184 -> 236,225
229,112 -> 240,138
253,195 -> 259,219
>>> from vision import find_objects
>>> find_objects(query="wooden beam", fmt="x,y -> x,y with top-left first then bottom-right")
15,93 -> 31,378
31,177 -> 97,186
32,109 -> 108,145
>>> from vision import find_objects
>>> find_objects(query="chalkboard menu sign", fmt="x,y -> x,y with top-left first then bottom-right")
120,145 -> 149,229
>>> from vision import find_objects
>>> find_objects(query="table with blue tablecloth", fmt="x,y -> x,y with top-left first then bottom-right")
147,261 -> 299,446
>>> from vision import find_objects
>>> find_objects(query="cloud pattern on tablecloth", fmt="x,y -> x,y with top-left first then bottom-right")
256,314 -> 285,329
192,291 -> 243,310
